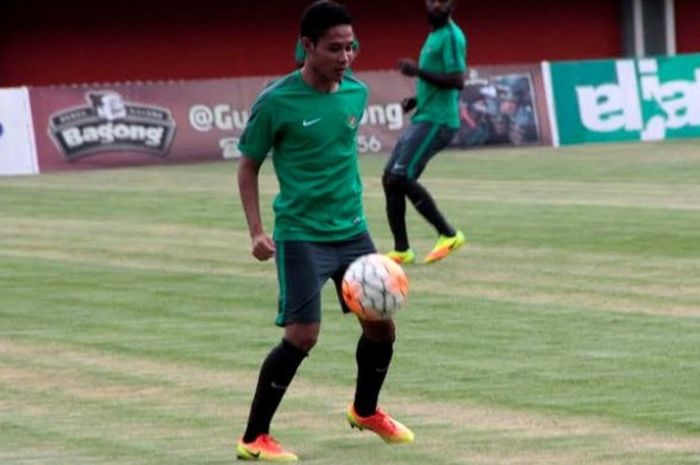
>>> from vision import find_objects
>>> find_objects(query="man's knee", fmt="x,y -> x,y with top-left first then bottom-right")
382,172 -> 410,192
360,319 -> 396,343
404,179 -> 428,203
284,323 -> 320,352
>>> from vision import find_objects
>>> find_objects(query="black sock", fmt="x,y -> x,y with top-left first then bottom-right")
243,339 -> 307,442
384,181 -> 410,251
354,335 -> 394,417
406,181 -> 455,237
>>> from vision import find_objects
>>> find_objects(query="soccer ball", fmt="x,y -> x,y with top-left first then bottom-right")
341,253 -> 409,321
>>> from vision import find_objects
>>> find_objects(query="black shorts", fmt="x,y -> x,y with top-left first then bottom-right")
273,232 -> 376,326
384,121 -> 458,180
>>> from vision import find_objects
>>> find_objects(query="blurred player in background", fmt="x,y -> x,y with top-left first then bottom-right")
236,1 -> 414,461
383,0 -> 467,265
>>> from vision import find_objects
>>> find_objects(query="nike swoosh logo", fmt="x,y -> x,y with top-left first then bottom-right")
303,118 -> 322,127
239,445 -> 261,459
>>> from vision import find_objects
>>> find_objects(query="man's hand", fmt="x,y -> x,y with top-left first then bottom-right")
401,97 -> 417,113
251,232 -> 275,261
398,58 -> 419,77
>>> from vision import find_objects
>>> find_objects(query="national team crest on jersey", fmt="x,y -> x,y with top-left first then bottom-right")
348,114 -> 358,129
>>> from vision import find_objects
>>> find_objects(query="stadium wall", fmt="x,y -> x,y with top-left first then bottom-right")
0,0 -> 621,87
5,63 -> 549,175
675,0 -> 700,53
3,52 -> 700,175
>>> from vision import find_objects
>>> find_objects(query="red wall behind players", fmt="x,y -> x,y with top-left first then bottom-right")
675,0 -> 700,54
1,0 -> 621,86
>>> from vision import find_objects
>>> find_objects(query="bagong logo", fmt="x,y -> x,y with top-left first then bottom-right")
48,91 -> 176,160
552,54 -> 700,144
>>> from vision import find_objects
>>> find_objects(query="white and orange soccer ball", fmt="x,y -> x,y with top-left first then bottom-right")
342,253 -> 409,321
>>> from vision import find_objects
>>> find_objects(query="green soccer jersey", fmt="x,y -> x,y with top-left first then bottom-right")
238,70 -> 369,242
413,19 -> 467,129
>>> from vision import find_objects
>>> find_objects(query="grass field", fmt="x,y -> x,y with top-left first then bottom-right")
1,141 -> 700,464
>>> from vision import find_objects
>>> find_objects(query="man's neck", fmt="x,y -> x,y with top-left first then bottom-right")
429,15 -> 451,30
300,66 -> 339,93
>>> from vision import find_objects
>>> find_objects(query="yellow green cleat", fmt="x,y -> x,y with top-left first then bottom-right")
346,404 -> 415,444
385,249 -> 416,264
424,230 -> 466,264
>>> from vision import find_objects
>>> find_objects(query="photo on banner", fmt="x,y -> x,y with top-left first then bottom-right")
451,65 -> 550,149
455,73 -> 539,147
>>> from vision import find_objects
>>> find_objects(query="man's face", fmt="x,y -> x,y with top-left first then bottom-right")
426,0 -> 453,17
425,0 -> 453,27
500,99 -> 518,115
304,25 -> 355,83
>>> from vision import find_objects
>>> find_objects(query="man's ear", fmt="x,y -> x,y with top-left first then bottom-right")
301,37 -> 315,55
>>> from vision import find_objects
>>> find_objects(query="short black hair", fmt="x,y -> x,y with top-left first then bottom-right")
300,1 -> 352,44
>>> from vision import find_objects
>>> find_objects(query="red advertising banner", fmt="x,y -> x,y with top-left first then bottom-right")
29,78 -> 269,172
28,65 -> 550,173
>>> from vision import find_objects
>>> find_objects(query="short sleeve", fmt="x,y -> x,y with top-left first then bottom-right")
442,30 -> 466,74
238,94 -> 275,162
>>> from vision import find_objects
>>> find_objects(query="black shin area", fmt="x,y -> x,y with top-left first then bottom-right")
354,334 -> 394,417
404,179 -> 455,237
383,172 -> 410,251
243,339 -> 308,442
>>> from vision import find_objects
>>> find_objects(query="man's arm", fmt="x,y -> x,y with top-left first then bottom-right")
398,58 -> 465,90
237,156 -> 275,261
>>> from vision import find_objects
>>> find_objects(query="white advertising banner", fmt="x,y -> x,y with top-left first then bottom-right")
0,87 -> 38,175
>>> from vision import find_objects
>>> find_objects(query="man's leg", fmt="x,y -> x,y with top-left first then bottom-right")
353,320 -> 395,416
238,240 -> 332,461
405,179 -> 456,238
408,176 -> 465,263
402,124 -> 458,236
347,319 -> 414,444
382,171 -> 410,253
383,122 -> 438,261
331,232 -> 393,414
237,330 -> 310,461
401,125 -> 465,263
330,233 -> 414,444
242,333 -> 311,442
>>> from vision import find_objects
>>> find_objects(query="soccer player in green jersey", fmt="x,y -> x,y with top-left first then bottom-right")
384,0 -> 467,265
235,1 -> 414,461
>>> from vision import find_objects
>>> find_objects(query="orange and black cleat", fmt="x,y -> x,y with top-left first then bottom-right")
236,434 -> 298,462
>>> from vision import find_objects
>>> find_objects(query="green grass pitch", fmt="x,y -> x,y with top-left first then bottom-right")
1,140 -> 699,464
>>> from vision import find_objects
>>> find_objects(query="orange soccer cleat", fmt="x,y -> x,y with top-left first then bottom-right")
424,230 -> 466,264
236,434 -> 298,462
346,404 -> 415,444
